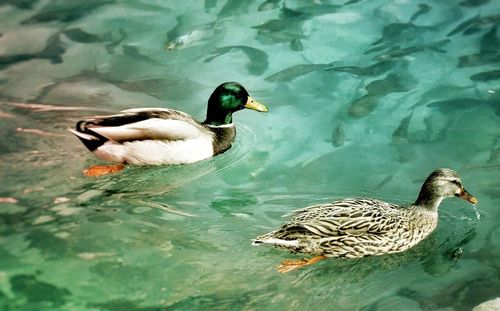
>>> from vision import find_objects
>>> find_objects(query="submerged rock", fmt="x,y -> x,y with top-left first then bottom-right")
10,274 -> 71,307
473,298 -> 500,310
363,295 -> 421,311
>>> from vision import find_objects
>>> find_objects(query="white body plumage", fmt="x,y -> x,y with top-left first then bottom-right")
93,135 -> 214,165
69,108 -> 234,165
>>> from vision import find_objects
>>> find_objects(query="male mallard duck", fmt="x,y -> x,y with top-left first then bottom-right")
69,82 -> 268,175
252,168 -> 478,273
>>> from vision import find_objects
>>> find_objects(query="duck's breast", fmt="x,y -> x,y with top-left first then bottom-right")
384,210 -> 439,254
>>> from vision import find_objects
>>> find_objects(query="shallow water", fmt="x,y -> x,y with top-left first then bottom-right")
0,0 -> 499,310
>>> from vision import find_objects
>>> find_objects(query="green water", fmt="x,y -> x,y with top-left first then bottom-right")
0,0 -> 499,310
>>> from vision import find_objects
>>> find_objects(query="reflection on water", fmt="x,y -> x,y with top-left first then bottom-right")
0,0 -> 499,310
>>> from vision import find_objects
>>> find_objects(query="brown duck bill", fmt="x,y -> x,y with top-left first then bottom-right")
457,188 -> 478,205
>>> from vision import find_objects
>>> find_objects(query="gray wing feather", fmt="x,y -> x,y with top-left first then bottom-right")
80,108 -> 209,142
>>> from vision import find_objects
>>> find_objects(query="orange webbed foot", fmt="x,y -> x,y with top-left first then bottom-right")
278,255 -> 327,273
83,164 -> 125,177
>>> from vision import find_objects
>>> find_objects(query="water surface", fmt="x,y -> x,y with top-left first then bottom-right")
0,0 -> 499,310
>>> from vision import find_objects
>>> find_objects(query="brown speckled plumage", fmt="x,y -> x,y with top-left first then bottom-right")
253,169 -> 477,262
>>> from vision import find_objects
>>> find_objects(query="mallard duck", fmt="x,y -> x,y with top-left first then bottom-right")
252,168 -> 478,273
69,82 -> 268,175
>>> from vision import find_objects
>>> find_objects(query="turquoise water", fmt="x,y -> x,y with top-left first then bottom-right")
0,0 -> 499,310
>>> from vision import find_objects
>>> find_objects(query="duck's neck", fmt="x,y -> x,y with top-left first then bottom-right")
415,196 -> 443,211
203,110 -> 232,126
414,190 -> 443,211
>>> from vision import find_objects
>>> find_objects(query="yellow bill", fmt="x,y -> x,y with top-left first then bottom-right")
245,96 -> 269,112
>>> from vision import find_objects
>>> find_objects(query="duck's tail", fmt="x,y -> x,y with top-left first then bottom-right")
251,236 -> 299,248
251,239 -> 265,246
68,123 -> 108,152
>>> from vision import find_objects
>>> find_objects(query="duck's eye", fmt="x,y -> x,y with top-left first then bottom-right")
451,180 -> 461,187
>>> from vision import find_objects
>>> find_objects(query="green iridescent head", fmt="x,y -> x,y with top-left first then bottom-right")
203,82 -> 268,126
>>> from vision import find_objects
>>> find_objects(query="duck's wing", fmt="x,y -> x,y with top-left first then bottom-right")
301,209 -> 399,237
284,198 -> 401,237
76,108 -> 209,142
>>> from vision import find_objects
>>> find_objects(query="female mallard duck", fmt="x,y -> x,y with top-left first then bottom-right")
69,82 -> 268,175
252,168 -> 478,273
